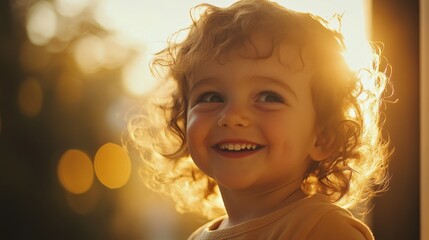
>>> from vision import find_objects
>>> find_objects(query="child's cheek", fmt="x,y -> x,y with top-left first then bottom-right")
186,110 -> 199,139
186,111 -> 204,153
186,111 -> 212,175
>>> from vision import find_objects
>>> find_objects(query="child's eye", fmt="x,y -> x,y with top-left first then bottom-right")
257,91 -> 285,103
198,92 -> 224,103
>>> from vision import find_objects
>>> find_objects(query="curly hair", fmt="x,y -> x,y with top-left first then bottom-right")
127,0 -> 391,218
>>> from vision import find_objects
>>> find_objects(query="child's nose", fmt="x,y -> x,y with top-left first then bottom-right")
217,103 -> 250,128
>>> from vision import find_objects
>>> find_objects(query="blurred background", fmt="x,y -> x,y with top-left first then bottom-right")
0,0 -> 421,239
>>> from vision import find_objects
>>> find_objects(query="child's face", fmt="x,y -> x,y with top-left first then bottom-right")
186,37 -> 323,191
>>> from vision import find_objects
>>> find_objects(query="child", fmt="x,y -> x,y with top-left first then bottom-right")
127,0 -> 390,239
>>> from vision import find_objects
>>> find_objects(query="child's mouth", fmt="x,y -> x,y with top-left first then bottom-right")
214,143 -> 264,152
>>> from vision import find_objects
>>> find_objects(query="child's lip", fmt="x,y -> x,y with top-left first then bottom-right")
212,139 -> 263,146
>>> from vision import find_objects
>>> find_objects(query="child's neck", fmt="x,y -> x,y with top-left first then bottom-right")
218,179 -> 306,228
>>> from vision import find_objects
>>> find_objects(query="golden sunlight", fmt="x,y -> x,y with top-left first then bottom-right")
94,143 -> 131,189
58,149 -> 94,194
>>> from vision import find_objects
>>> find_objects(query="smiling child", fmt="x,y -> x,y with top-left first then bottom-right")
128,0 -> 391,239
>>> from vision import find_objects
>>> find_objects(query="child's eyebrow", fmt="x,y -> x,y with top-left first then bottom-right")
189,77 -> 217,94
253,75 -> 298,101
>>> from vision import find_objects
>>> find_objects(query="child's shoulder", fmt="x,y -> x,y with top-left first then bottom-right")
285,194 -> 374,240
305,208 -> 374,240
188,194 -> 374,240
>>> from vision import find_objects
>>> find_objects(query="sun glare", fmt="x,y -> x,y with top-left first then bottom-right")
277,0 -> 372,71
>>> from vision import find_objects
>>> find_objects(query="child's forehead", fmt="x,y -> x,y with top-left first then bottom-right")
188,48 -> 314,92
238,31 -> 277,57
189,34 -> 314,80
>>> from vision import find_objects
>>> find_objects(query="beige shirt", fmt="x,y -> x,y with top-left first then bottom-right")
188,194 -> 374,240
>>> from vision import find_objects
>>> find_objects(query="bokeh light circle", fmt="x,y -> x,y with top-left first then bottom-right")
73,34 -> 105,74
58,149 -> 94,194
26,1 -> 58,46
94,143 -> 131,189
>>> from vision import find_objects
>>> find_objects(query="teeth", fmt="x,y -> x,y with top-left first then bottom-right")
219,143 -> 258,151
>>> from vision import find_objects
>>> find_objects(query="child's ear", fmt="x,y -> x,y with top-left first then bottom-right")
309,135 -> 334,161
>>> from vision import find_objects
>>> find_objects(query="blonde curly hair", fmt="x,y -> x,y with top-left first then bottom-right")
127,0 -> 391,219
